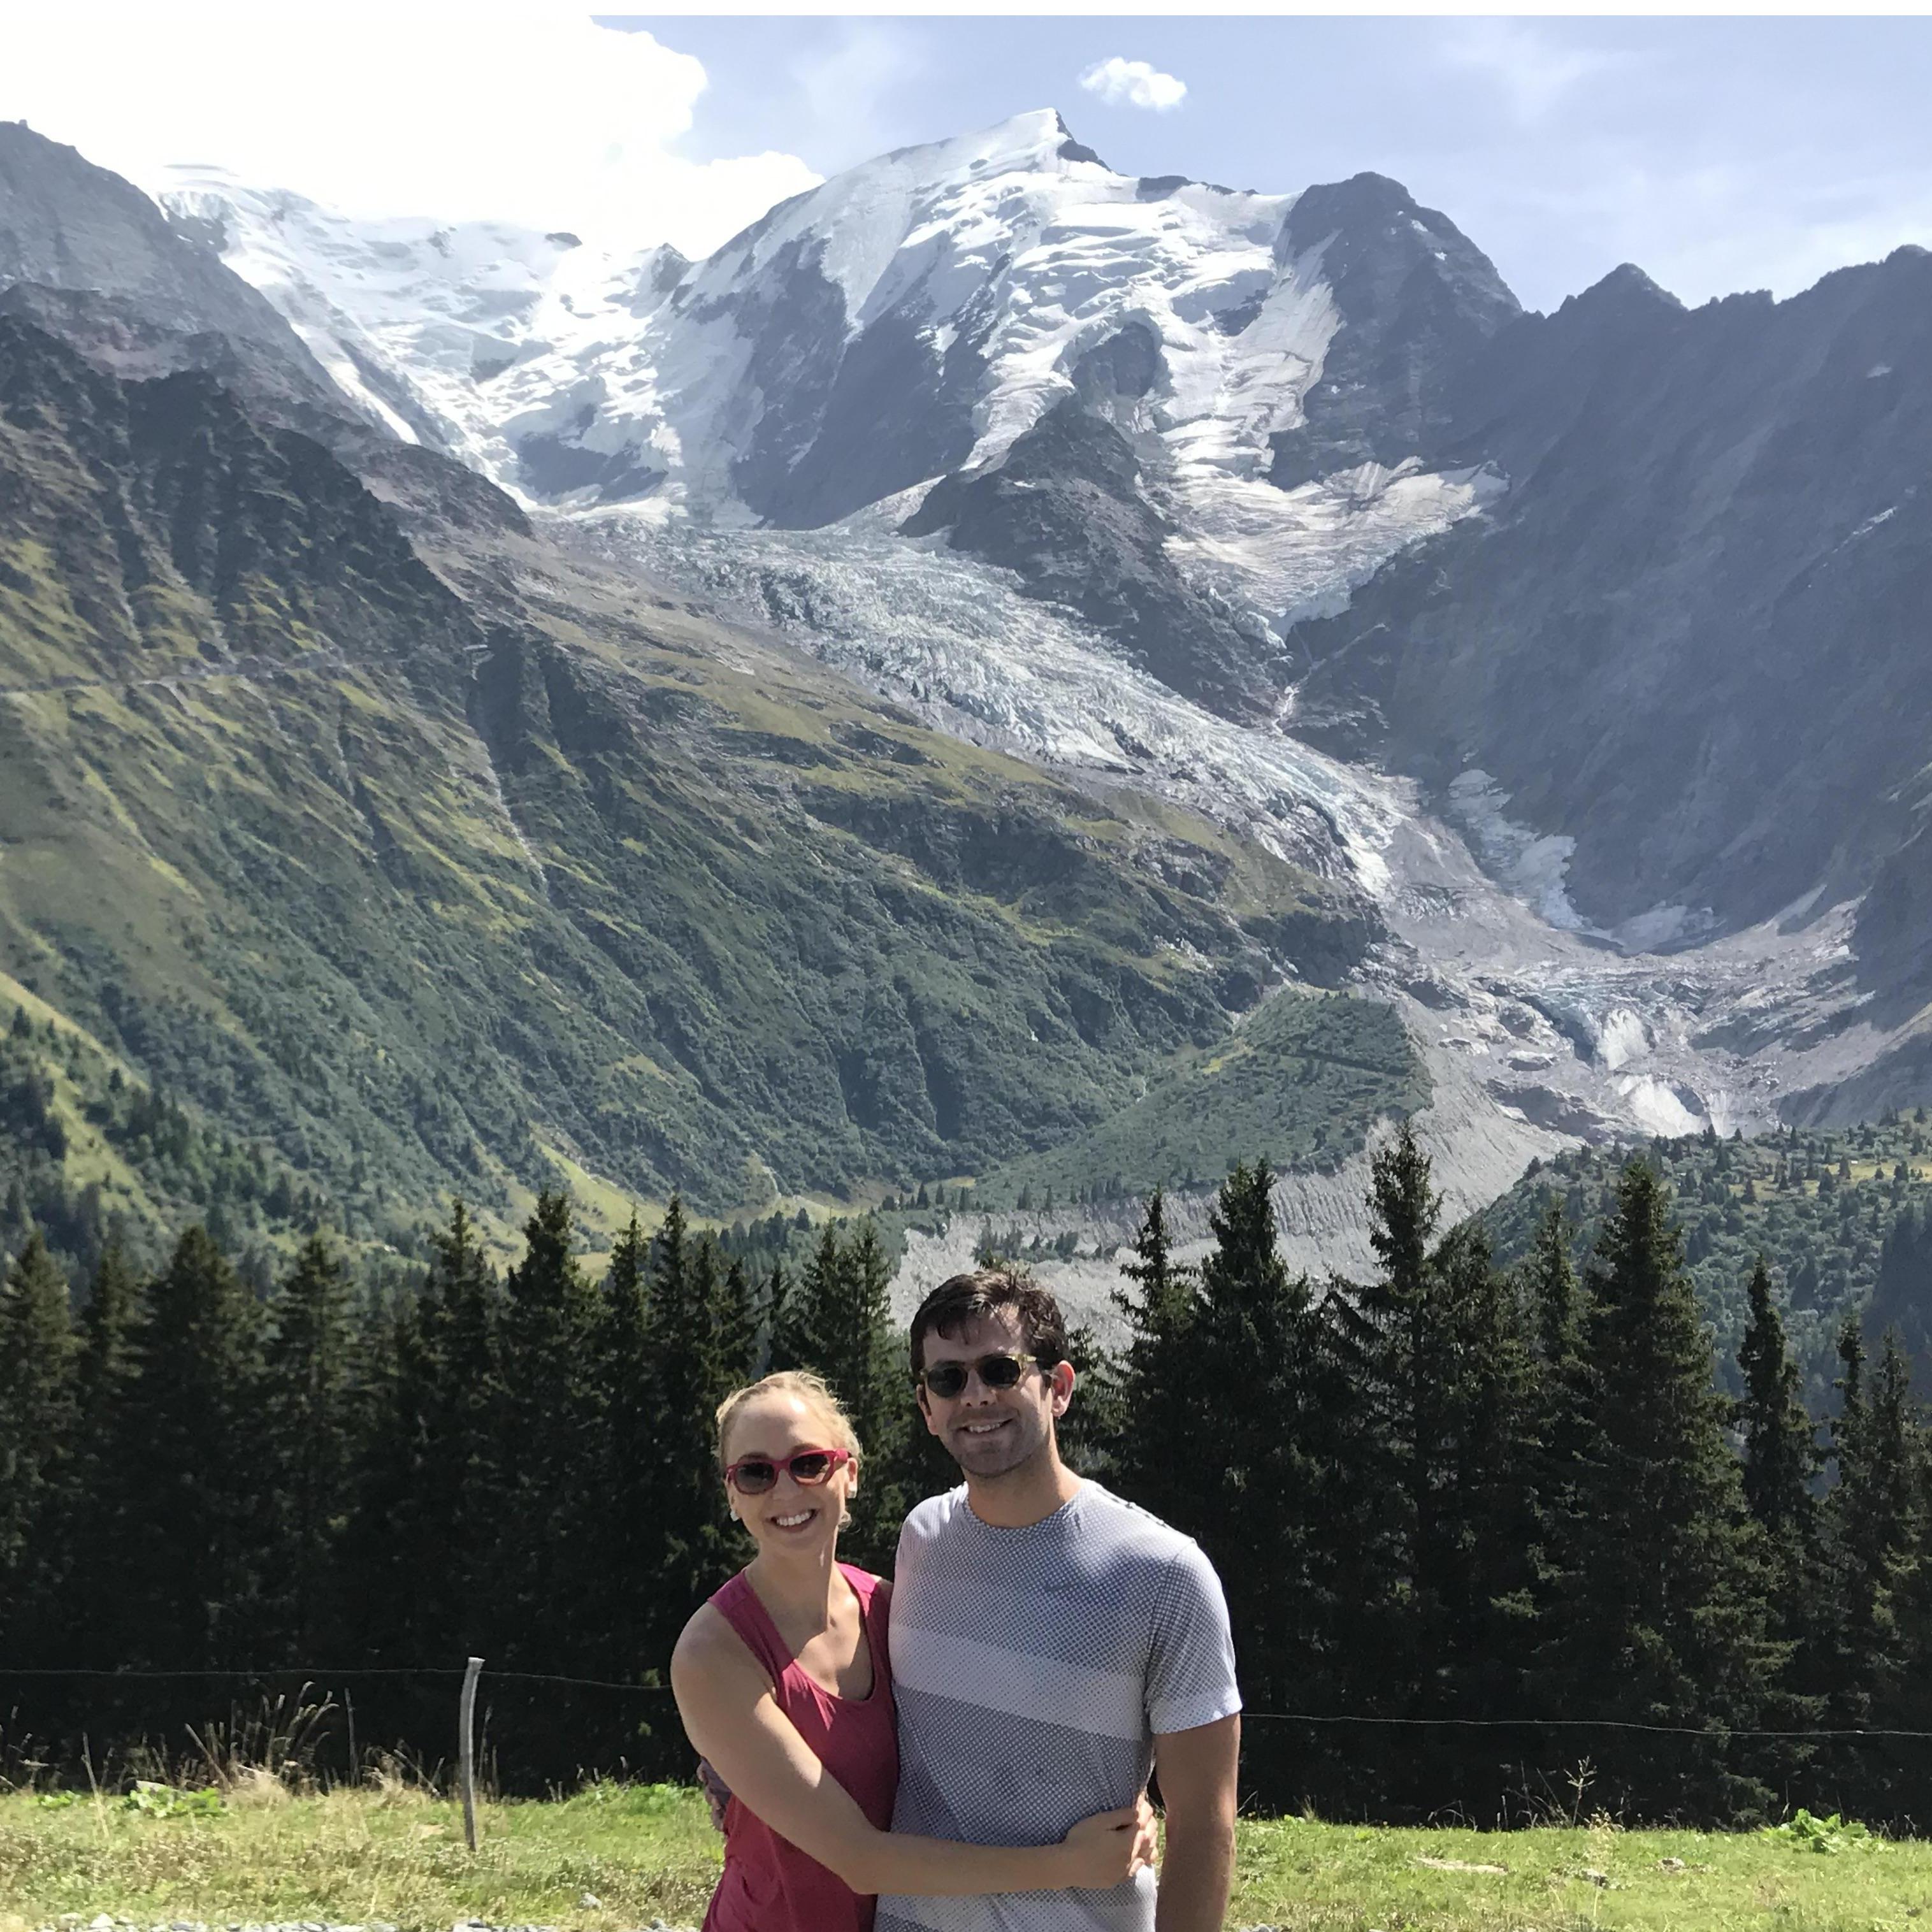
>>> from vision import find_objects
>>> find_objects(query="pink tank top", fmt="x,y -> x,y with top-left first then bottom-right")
702,1562 -> 899,1932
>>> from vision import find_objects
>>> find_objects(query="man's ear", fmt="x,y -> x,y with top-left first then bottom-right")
917,1381 -> 944,1438
1048,1360 -> 1076,1418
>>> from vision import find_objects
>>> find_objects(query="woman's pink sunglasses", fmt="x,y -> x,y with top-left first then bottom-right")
724,1446 -> 853,1494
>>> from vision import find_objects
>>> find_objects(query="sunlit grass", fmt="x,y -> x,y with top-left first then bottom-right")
1227,1810 -> 1932,1930
0,1782 -> 721,1932
7,1785 -> 1932,1932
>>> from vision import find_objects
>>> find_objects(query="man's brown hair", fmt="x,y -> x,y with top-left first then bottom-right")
908,1268 -> 1072,1381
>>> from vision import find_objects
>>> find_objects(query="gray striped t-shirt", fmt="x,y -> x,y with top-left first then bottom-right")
876,1480 -> 1241,1932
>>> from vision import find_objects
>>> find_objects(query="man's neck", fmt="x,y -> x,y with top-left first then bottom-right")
963,1443 -> 1084,1529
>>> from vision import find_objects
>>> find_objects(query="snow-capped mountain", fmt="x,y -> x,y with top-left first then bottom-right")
17,102 -> 1920,1260
159,166 -> 688,476
159,111 -> 1511,696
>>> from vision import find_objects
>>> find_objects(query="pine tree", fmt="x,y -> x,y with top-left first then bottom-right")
759,1218 -> 906,1564
115,1225 -> 269,1668
809,1223 -> 891,1428
1350,1124 -> 1440,1676
1426,1222 -> 1540,1715
714,1257 -> 759,1398
75,1237 -> 140,1415
499,1190 -> 604,1666
1733,1255 -> 1827,1789
1341,1123 -> 1460,1721
592,1214 -> 661,1682
1185,1162 -> 1334,1710
770,1223 -> 843,1373
56,1239 -> 147,1677
340,1200 -> 502,1666
335,1289 -> 428,1664
261,1235 -> 356,1657
1737,1258 -> 1819,1568
821,1219 -> 907,1568
644,1197 -> 729,1660
1525,1197 -> 1580,1373
1113,1186 -> 1202,1528
0,1233 -> 79,1665
1521,1198 -> 1591,1562
760,1260 -> 786,1374
1056,1319 -> 1125,1480
422,1199 -> 506,1652
1541,1160 -> 1779,1819
1868,1206 -> 1932,1395
1824,1323 -> 1921,1733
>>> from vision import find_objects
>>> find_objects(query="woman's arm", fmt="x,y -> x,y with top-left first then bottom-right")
672,1608 -> 1148,1898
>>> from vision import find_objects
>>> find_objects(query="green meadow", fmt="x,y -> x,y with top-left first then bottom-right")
4,1782 -> 1928,1932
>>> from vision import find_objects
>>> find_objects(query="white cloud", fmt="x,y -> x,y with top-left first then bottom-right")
0,6 -> 820,258
1437,20 -> 1626,127
1078,57 -> 1187,114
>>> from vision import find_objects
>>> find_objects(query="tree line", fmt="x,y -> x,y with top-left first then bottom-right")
3,1129 -> 1931,1823
1112,1134 -> 1932,1825
0,1194 -> 909,1786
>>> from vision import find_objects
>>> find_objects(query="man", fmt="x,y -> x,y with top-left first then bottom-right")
879,1267 -> 1241,1932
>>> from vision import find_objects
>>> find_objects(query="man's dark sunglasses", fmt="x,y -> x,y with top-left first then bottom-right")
919,1351 -> 1042,1399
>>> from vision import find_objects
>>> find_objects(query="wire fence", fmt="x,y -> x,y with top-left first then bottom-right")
9,1664 -> 1932,1741
13,1660 -> 1932,1833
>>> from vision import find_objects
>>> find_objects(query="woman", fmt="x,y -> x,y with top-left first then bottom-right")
671,1370 -> 1155,1932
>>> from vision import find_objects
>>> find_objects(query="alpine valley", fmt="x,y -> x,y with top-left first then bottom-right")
4,108 -> 1931,1325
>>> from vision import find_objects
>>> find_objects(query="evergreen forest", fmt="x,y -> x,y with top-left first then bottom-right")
5,1107 -> 1932,1831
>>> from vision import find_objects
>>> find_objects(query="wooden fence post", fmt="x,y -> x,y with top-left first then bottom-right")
458,1656 -> 484,1852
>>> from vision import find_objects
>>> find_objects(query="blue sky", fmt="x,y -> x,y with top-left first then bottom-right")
8,13 -> 1932,314
621,15 -> 1932,312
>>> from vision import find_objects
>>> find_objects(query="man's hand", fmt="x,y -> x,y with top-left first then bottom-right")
696,1755 -> 732,1833
1151,1715 -> 1239,1932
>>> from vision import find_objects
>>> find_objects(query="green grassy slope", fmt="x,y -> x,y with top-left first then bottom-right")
0,995 -> 344,1281
0,315 -> 1404,1231
3,1785 -> 1926,1932
1479,1114 -> 1932,1402
976,986 -> 1425,1208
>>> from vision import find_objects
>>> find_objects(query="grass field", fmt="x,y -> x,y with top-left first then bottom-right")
4,1782 -> 1929,1932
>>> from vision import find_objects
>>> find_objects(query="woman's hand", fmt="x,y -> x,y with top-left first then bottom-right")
1058,1792 -> 1158,1889
696,1757 -> 732,1833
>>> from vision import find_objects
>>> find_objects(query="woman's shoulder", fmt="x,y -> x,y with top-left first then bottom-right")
674,1587 -> 758,1675
672,1596 -> 732,1665
837,1561 -> 890,1606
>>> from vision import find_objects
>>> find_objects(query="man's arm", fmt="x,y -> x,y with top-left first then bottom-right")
1152,1713 -> 1239,1932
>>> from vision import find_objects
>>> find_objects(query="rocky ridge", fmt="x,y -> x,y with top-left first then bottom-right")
0,241 -> 1395,1266
159,111 -> 1513,705
10,103 -> 1932,1298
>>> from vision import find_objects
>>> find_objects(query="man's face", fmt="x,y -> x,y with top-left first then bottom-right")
916,1308 -> 1073,1481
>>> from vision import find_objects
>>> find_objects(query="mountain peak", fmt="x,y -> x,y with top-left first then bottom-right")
1285,171 -> 1491,259
1564,261 -> 1683,317
1049,110 -> 1109,169
1267,171 -> 1521,488
867,108 -> 1110,185
1302,170 -> 1419,213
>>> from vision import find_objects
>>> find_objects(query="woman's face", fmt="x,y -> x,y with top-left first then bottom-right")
721,1391 -> 858,1559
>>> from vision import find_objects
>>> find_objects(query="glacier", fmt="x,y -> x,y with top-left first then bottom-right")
150,108 -> 1889,1328
572,510 -> 1873,1322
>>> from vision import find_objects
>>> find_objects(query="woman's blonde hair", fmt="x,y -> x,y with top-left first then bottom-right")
715,1369 -> 863,1471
